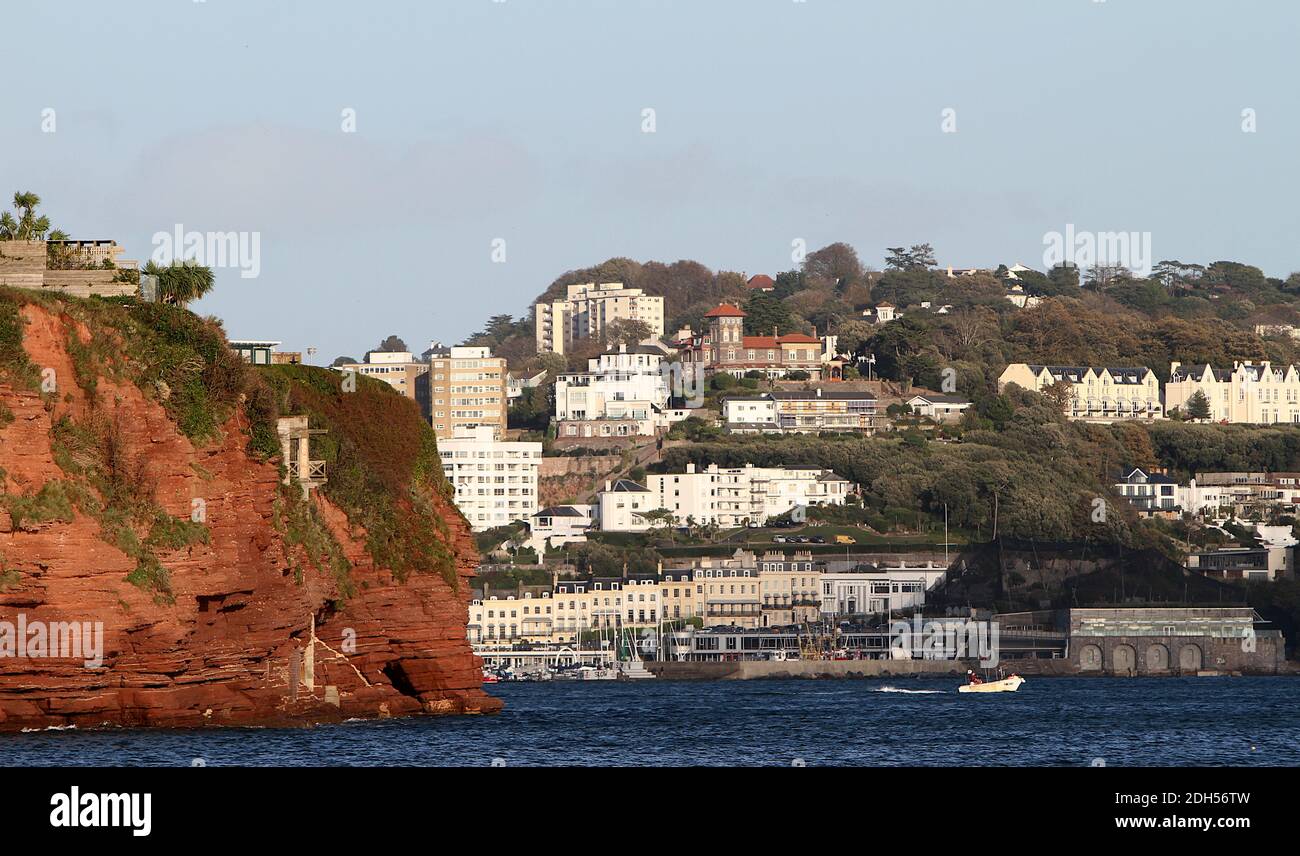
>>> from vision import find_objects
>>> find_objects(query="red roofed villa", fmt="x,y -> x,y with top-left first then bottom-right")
680,302 -> 836,380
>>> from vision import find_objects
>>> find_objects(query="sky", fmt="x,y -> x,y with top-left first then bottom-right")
3,0 -> 1298,364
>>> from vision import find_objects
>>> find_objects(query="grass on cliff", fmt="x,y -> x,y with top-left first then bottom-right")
50,412 -> 209,603
0,291 -> 42,393
1,480 -> 75,530
256,364 -> 461,589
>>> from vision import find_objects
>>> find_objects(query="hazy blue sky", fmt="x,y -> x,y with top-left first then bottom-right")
3,0 -> 1298,363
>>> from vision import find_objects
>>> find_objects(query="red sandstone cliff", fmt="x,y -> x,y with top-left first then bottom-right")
0,300 -> 501,729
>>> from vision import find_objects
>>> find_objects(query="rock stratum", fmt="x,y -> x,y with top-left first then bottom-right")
0,288 -> 501,729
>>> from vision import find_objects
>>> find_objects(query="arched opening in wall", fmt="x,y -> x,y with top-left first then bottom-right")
1079,643 -> 1102,671
1112,644 -> 1137,676
1145,643 -> 1170,673
1179,643 -> 1203,673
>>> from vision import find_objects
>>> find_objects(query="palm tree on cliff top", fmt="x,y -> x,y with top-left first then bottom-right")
142,259 -> 216,306
0,191 -> 67,241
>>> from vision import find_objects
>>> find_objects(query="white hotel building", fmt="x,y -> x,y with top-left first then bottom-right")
644,462 -> 851,529
819,565 -> 949,617
1165,361 -> 1300,424
554,345 -> 671,438
998,363 -> 1163,421
439,426 -> 541,531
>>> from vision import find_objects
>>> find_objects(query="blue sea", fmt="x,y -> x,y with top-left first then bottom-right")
5,677 -> 1299,766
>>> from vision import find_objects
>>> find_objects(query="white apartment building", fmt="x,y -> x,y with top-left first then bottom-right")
819,564 -> 949,617
722,389 -> 880,433
535,282 -> 665,355
644,462 -> 851,529
421,345 -> 507,440
337,351 -> 427,400
998,363 -> 1162,421
438,426 -> 541,531
595,479 -> 655,532
554,345 -> 671,437
1165,361 -> 1300,424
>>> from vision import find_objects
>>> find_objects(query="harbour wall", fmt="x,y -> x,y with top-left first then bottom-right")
647,652 -> 1296,681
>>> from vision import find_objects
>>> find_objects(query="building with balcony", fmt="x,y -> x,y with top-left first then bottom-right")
525,504 -> 595,554
722,389 -> 880,433
534,282 -> 665,355
417,345 -> 507,439
997,363 -> 1162,421
554,345 -> 671,438
1165,361 -> 1300,424
439,426 -> 541,531
818,564 -> 949,617
906,393 -> 972,423
644,462 -> 851,529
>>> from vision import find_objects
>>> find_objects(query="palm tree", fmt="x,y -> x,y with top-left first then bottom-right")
142,259 -> 216,305
0,191 -> 59,241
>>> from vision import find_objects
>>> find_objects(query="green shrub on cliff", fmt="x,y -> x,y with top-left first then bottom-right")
0,292 -> 41,392
2,480 -> 75,531
256,364 -> 460,589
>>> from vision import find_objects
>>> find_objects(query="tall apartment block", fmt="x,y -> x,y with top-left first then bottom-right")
439,425 -> 541,531
534,282 -> 665,355
416,346 -> 508,439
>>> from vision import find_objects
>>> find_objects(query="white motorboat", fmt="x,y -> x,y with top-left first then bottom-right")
958,673 -> 1025,693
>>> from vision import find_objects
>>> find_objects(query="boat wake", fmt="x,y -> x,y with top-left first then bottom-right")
874,686 -> 945,694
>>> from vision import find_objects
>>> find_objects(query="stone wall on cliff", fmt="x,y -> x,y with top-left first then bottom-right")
0,293 -> 500,729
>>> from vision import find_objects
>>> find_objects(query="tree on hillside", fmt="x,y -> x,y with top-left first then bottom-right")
771,270 -> 806,300
884,243 -> 937,272
141,259 -> 215,305
1041,379 -> 1075,414
330,355 -> 358,367
803,242 -> 864,288
743,292 -> 794,336
375,335 -> 408,352
0,191 -> 66,241
1152,260 -> 1205,289
1046,262 -> 1080,292
603,318 -> 653,348
462,313 -> 521,349
1084,264 -> 1131,290
1186,389 -> 1212,421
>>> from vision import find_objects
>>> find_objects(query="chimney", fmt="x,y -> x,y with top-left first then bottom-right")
686,463 -> 696,474
605,480 -> 612,492
817,388 -> 822,398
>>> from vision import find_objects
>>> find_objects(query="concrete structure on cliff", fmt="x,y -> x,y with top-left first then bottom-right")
0,239 -> 140,297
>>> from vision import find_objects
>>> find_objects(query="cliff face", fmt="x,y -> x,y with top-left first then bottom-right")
0,293 -> 500,729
